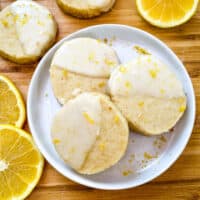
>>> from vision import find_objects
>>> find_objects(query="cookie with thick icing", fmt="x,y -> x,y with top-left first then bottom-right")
57,0 -> 115,18
108,55 -> 187,135
51,92 -> 129,174
50,37 -> 119,104
0,0 -> 57,64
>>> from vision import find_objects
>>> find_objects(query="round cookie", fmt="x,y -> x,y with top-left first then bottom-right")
57,0 -> 116,19
0,0 -> 57,64
50,37 -> 119,104
108,55 -> 187,135
51,92 -> 129,174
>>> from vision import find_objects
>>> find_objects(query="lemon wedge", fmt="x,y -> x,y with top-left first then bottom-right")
0,75 -> 25,128
136,0 -> 199,28
0,124 -> 44,200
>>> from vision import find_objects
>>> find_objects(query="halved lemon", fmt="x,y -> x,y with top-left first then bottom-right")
136,0 -> 199,28
0,75 -> 25,128
0,124 -> 44,200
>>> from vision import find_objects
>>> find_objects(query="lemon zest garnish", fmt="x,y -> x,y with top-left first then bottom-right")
47,13 -> 52,19
53,139 -> 60,144
159,135 -> 167,143
5,12 -> 12,17
179,105 -> 186,113
114,115 -> 119,123
13,14 -> 19,22
144,152 -> 153,160
153,140 -> 158,146
178,98 -> 185,104
98,143 -> 105,151
119,66 -> 127,73
88,52 -> 95,61
149,69 -> 157,78
98,82 -> 105,88
104,58 -> 115,67
20,14 -> 29,25
128,154 -> 135,163
83,112 -> 94,124
88,52 -> 99,64
125,81 -> 131,88
138,101 -> 144,107
122,170 -> 132,176
128,159 -> 133,163
1,20 -> 9,27
97,39 -> 102,43
62,69 -> 68,78
104,38 -> 108,43
134,46 -> 150,55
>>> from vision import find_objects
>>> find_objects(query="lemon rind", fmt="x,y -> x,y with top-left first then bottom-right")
136,0 -> 199,28
0,75 -> 26,128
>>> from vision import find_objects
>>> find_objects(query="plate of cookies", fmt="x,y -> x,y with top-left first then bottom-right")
27,24 -> 195,190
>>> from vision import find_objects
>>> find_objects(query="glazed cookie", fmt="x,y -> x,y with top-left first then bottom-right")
50,37 -> 119,104
108,55 -> 187,135
51,92 -> 129,174
57,0 -> 115,18
0,0 -> 57,64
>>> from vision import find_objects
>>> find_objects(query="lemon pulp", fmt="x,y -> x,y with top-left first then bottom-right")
0,125 -> 44,200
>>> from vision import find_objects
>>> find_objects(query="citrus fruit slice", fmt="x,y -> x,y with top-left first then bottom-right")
0,75 -> 25,128
0,124 -> 44,200
136,0 -> 199,28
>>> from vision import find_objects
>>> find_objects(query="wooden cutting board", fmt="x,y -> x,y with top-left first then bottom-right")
0,0 -> 200,199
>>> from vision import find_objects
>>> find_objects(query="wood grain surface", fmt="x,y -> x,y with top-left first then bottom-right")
0,0 -> 200,199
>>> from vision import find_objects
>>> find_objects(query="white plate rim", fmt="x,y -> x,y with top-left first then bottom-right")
27,24 -> 196,190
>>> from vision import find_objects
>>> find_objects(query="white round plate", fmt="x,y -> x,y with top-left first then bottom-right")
27,24 -> 196,190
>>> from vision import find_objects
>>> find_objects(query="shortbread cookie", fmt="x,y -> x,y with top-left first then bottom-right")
0,0 -> 57,64
50,37 -> 119,104
51,92 -> 129,174
108,55 -> 187,135
57,0 -> 115,18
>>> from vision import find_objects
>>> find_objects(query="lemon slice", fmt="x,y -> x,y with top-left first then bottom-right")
0,75 -> 25,128
0,124 -> 44,200
136,0 -> 199,28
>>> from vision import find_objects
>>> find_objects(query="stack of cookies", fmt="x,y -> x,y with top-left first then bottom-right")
50,37 -> 187,174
